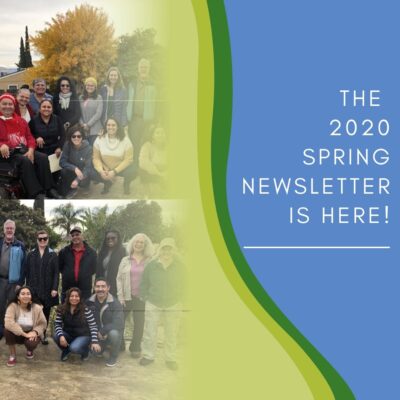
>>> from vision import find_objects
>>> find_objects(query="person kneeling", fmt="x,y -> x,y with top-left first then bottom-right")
53,287 -> 101,361
4,286 -> 47,367
86,278 -> 124,367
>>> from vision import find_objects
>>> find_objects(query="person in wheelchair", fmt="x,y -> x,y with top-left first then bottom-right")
0,94 -> 62,199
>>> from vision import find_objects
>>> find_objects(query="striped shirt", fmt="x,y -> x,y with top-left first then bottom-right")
54,306 -> 99,343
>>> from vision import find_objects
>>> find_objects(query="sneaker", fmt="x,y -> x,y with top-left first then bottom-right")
131,351 -> 141,359
81,352 -> 90,361
26,350 -> 34,359
105,356 -> 117,367
66,189 -> 78,199
139,357 -> 154,366
6,356 -> 16,367
61,349 -> 70,362
41,336 -> 49,345
166,361 -> 178,371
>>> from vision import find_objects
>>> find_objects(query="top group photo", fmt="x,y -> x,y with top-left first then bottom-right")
0,2 -> 167,201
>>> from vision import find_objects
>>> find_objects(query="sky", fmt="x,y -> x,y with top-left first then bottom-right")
0,0 -> 169,67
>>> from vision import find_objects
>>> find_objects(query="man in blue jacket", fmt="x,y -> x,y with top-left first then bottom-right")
86,277 -> 124,367
0,219 -> 26,339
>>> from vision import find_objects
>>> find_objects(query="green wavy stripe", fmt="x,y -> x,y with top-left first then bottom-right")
195,0 -> 356,399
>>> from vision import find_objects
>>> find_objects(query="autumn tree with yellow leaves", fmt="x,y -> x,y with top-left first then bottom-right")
27,4 -> 116,88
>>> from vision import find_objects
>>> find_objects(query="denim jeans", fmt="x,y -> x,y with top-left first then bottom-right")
100,329 -> 122,358
53,332 -> 91,356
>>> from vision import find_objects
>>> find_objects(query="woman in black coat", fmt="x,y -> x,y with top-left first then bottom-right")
53,76 -> 81,130
25,230 -> 59,344
96,229 -> 126,296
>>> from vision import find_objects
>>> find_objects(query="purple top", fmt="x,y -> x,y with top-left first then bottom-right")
130,257 -> 147,296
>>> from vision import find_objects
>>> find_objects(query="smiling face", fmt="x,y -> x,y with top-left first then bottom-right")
0,99 -> 15,117
159,245 -> 174,263
68,290 -> 80,306
37,233 -> 49,249
71,231 -> 83,246
108,70 -> 119,86
106,232 -> 118,249
94,280 -> 109,301
17,89 -> 30,107
85,82 -> 96,94
70,130 -> 83,147
60,79 -> 71,94
33,80 -> 46,95
152,127 -> 166,145
3,221 -> 15,242
39,100 -> 53,118
18,288 -> 32,305
106,119 -> 118,137
132,235 -> 146,255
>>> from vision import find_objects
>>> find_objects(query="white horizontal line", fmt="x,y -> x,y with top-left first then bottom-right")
243,246 -> 390,250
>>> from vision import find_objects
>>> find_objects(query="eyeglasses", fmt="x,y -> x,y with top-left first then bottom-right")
38,237 -> 48,242
61,84 -> 70,88
71,135 -> 82,139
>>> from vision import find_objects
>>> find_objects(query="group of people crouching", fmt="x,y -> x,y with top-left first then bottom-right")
0,220 -> 185,370
0,61 -> 166,199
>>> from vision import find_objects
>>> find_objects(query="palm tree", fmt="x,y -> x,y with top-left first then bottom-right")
50,203 -> 84,238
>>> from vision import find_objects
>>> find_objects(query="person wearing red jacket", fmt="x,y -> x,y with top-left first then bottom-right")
0,94 -> 61,199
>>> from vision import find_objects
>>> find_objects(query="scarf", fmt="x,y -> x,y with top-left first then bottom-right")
59,92 -> 72,110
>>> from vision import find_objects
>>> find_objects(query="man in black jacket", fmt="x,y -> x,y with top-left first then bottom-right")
86,277 -> 124,367
58,227 -> 97,301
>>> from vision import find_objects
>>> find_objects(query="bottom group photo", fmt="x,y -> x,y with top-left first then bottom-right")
0,198 -> 187,400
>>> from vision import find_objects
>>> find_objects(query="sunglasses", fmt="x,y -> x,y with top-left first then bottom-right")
71,135 -> 82,139
38,237 -> 48,242
61,84 -> 70,88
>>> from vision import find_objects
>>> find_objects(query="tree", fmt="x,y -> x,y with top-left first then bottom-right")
25,26 -> 33,68
80,206 -> 109,250
16,37 -> 26,69
50,203 -> 84,238
0,201 -> 60,250
116,29 -> 165,84
28,4 -> 116,86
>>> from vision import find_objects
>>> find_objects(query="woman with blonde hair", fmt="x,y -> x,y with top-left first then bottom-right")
79,77 -> 103,146
116,233 -> 153,357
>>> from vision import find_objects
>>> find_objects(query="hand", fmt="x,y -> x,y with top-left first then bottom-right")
55,148 -> 62,158
83,124 -> 89,132
120,299 -> 126,307
100,170 -> 110,180
36,137 -> 45,148
75,168 -> 84,180
90,343 -> 102,353
24,148 -> 34,163
59,336 -> 68,348
25,331 -> 38,341
71,179 -> 79,189
108,170 -> 116,179
0,144 -> 9,158
51,290 -> 58,297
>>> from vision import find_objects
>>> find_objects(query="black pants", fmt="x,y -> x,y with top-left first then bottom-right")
0,151 -> 54,198
58,168 -> 90,196
0,278 -> 18,339
125,296 -> 145,352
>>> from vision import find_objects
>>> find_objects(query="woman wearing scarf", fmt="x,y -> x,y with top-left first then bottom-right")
53,76 -> 81,131
0,94 -> 61,199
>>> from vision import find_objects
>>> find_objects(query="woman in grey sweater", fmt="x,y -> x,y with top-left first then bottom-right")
79,77 -> 103,146
59,125 -> 93,198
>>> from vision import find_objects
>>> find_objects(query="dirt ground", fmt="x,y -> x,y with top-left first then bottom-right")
0,337 -> 183,400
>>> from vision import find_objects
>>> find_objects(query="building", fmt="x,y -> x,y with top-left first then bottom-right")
0,69 -> 30,95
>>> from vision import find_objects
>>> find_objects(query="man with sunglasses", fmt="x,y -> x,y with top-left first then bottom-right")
58,227 -> 97,302
25,230 -> 59,344
0,220 -> 26,339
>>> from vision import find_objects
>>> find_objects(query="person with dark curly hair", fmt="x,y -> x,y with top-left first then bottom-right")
53,287 -> 101,362
4,285 -> 47,367
53,76 -> 81,131
96,229 -> 126,296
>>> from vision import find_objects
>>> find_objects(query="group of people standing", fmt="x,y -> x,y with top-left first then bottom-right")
0,59 -> 166,199
0,219 -> 185,370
